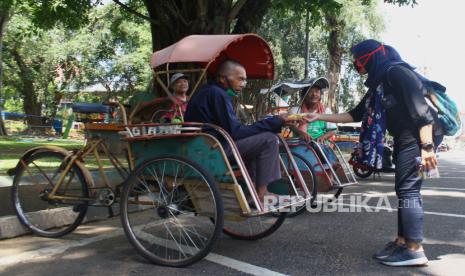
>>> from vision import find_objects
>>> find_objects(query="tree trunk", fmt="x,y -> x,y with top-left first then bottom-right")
232,0 -> 272,34
143,0 -> 273,51
141,0 -> 273,98
11,47 -> 43,132
325,13 -> 344,113
0,9 -> 10,136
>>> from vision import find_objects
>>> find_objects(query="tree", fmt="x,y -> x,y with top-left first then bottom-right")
2,3 -> 152,133
0,0 -> 101,135
0,0 -> 14,135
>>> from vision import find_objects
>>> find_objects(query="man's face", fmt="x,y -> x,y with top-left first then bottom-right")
305,86 -> 321,104
222,66 -> 247,93
173,78 -> 189,94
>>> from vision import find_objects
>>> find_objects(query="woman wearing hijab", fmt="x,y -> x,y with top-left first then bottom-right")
305,39 -> 438,266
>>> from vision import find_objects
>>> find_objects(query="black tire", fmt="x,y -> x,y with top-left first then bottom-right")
12,151 -> 89,238
290,152 -> 318,216
120,154 -> 223,267
353,166 -> 373,178
222,212 -> 286,240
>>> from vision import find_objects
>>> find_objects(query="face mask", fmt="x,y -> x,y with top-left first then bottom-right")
226,88 -> 237,97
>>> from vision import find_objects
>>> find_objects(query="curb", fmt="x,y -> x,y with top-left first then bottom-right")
0,205 -> 119,240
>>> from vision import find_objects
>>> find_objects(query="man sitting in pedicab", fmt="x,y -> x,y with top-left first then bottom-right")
185,59 -> 299,203
290,79 -> 339,165
160,73 -> 189,123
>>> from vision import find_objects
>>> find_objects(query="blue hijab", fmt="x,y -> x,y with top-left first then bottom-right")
350,40 -> 413,168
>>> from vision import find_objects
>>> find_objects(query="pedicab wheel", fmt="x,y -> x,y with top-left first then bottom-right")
120,154 -> 224,267
271,152 -> 318,218
288,152 -> 318,217
222,212 -> 286,240
353,166 -> 373,178
12,151 -> 89,238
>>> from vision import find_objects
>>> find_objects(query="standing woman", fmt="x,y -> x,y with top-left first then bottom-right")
305,39 -> 438,266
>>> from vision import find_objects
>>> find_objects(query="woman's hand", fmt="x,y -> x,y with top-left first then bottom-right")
421,149 -> 437,171
303,113 -> 320,123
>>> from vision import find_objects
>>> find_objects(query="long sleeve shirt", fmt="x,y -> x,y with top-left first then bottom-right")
185,81 -> 283,143
349,65 -> 435,148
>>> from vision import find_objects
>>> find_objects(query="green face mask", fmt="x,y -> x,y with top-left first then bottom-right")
226,88 -> 238,97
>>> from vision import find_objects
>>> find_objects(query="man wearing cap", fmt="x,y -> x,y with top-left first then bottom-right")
161,73 -> 189,122
291,80 -> 337,143
185,60 -> 299,203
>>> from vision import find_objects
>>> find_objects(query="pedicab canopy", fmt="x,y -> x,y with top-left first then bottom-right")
150,34 -> 275,80
263,77 -> 330,98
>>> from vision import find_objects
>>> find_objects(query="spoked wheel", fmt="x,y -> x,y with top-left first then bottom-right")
276,152 -> 317,217
353,166 -> 373,178
12,151 -> 89,238
222,212 -> 286,240
120,155 -> 223,267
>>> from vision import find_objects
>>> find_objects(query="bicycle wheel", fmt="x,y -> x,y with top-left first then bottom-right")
353,166 -> 373,178
120,155 -> 223,267
222,211 -> 286,240
285,152 -> 318,217
12,151 -> 89,238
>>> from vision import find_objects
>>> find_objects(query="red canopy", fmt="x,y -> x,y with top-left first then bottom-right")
150,34 -> 274,80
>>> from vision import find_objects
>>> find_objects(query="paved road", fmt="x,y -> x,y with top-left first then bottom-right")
1,150 -> 464,275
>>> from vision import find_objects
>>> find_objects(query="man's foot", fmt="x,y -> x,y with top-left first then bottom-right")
380,245 -> 428,266
372,241 -> 400,260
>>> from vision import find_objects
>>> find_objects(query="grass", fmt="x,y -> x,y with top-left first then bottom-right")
0,137 -> 85,175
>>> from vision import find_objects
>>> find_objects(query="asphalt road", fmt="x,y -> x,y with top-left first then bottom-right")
1,150 -> 464,276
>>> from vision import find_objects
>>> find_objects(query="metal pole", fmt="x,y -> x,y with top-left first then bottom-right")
304,8 -> 310,79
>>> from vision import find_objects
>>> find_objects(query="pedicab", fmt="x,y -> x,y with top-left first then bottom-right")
264,78 -> 357,215
8,34 -> 311,268
120,34 -> 313,267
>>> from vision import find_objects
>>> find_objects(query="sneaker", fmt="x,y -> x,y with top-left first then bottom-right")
372,241 -> 400,260
380,245 -> 428,266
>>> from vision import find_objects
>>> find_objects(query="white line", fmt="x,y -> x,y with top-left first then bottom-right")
206,253 -> 287,276
137,230 -> 288,276
0,223 -> 287,276
360,182 -> 465,191
331,202 -> 465,219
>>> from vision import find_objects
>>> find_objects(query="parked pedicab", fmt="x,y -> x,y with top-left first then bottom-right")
8,34 -> 312,267
265,78 -> 358,215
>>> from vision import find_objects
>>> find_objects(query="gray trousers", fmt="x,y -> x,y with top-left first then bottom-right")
225,132 -> 281,187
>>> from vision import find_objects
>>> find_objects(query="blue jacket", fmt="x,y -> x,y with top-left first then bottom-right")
185,81 -> 283,142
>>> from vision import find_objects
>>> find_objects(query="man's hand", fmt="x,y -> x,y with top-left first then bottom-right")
421,149 -> 437,171
280,114 -> 302,127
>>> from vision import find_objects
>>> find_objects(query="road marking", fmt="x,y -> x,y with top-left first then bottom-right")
0,223 -> 287,276
136,229 -> 288,276
328,202 -> 465,219
206,253 -> 287,276
360,182 -> 465,191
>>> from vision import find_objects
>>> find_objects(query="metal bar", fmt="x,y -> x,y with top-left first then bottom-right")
278,155 -> 299,197
311,141 -> 342,186
99,141 -> 129,179
153,69 -> 205,75
330,141 -> 358,183
278,136 -> 311,198
188,69 -> 208,101
48,195 -> 94,202
92,146 -> 112,188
